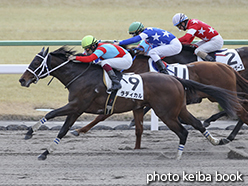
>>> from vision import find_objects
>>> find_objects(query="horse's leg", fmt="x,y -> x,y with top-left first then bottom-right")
25,118 -> 47,140
129,106 -> 151,127
218,119 -> 244,145
38,113 -> 80,160
157,116 -> 188,160
179,106 -> 221,146
133,108 -> 144,149
203,111 -> 227,127
70,114 -> 112,136
221,102 -> 248,144
25,102 -> 81,140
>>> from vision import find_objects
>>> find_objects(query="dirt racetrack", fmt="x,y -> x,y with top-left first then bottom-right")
1,129 -> 248,186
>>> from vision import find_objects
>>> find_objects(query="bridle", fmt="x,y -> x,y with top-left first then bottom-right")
27,51 -> 91,88
27,53 -> 70,84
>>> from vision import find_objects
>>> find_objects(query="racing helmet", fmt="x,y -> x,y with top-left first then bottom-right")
81,35 -> 98,50
172,13 -> 188,26
128,22 -> 144,36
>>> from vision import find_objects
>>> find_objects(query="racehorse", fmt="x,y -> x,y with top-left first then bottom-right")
163,45 -> 248,79
72,53 -> 248,143
19,46 -> 241,160
130,44 -> 248,134
163,45 -> 248,127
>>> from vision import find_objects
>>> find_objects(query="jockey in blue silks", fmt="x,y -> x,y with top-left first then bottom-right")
118,21 -> 182,74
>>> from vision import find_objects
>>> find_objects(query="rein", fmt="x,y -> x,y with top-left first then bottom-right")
64,62 -> 92,89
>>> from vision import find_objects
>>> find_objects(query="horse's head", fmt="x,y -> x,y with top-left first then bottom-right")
19,47 -> 50,87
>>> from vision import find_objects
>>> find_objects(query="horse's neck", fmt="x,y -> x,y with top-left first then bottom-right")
124,55 -> 149,74
50,60 -> 99,87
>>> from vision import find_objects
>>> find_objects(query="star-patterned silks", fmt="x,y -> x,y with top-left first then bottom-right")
152,32 -> 161,41
202,37 -> 209,41
119,27 -> 176,47
179,18 -> 220,44
208,27 -> 215,33
141,27 -> 176,47
198,27 -> 206,35
162,31 -> 170,37
192,19 -> 198,24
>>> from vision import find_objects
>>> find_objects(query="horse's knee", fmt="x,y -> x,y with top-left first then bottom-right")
135,127 -> 143,137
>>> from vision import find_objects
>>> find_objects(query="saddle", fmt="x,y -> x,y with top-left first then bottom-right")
182,44 -> 227,61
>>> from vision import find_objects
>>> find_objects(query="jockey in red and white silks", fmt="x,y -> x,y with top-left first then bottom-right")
173,13 -> 223,61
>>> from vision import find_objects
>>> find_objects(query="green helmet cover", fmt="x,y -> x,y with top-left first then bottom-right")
129,22 -> 144,35
81,35 -> 98,49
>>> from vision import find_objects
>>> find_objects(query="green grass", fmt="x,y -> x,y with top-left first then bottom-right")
0,0 -> 248,119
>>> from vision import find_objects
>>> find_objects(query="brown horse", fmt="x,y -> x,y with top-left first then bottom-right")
72,53 -> 248,143
160,45 -> 248,80
19,46 -> 241,160
129,45 -> 248,125
161,45 -> 248,128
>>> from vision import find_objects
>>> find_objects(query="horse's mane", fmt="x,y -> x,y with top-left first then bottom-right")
50,46 -> 77,60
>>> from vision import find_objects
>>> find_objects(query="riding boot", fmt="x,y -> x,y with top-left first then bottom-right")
155,59 -> 169,74
197,51 -> 216,62
204,54 -> 216,62
107,69 -> 122,91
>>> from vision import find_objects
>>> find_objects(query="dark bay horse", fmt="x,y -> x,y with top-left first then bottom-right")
19,46 -> 241,160
72,54 -> 248,143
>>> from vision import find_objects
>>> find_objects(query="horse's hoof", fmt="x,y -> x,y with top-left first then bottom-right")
219,138 -> 230,145
203,121 -> 210,127
24,134 -> 33,140
38,154 -> 47,160
70,130 -> 79,136
24,127 -> 33,140
38,150 -> 49,160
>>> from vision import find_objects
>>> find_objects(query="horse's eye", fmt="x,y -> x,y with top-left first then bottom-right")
33,59 -> 41,67
29,60 -> 40,70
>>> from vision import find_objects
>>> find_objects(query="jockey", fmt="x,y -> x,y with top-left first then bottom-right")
117,22 -> 182,74
68,35 -> 133,91
172,13 -> 224,62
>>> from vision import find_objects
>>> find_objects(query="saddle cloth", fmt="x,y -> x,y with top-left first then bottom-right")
148,58 -> 189,80
212,49 -> 244,71
103,71 -> 144,100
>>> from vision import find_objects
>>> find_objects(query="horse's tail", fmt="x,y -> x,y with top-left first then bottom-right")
175,77 -> 240,117
235,70 -> 248,97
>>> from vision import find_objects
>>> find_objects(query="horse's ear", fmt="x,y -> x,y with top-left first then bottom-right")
43,47 -> 49,56
40,47 -> 45,54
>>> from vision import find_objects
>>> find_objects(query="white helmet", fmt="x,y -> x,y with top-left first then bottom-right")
172,13 -> 188,26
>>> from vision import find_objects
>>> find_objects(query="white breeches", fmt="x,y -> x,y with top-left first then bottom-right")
148,38 -> 182,62
195,34 -> 224,54
98,53 -> 133,71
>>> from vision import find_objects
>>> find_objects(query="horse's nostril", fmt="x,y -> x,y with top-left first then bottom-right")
19,78 -> 25,86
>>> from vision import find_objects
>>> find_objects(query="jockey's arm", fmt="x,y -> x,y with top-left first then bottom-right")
179,33 -> 195,44
119,35 -> 142,46
75,53 -> 99,63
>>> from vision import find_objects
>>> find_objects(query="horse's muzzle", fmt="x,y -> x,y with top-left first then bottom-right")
19,78 -> 34,87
